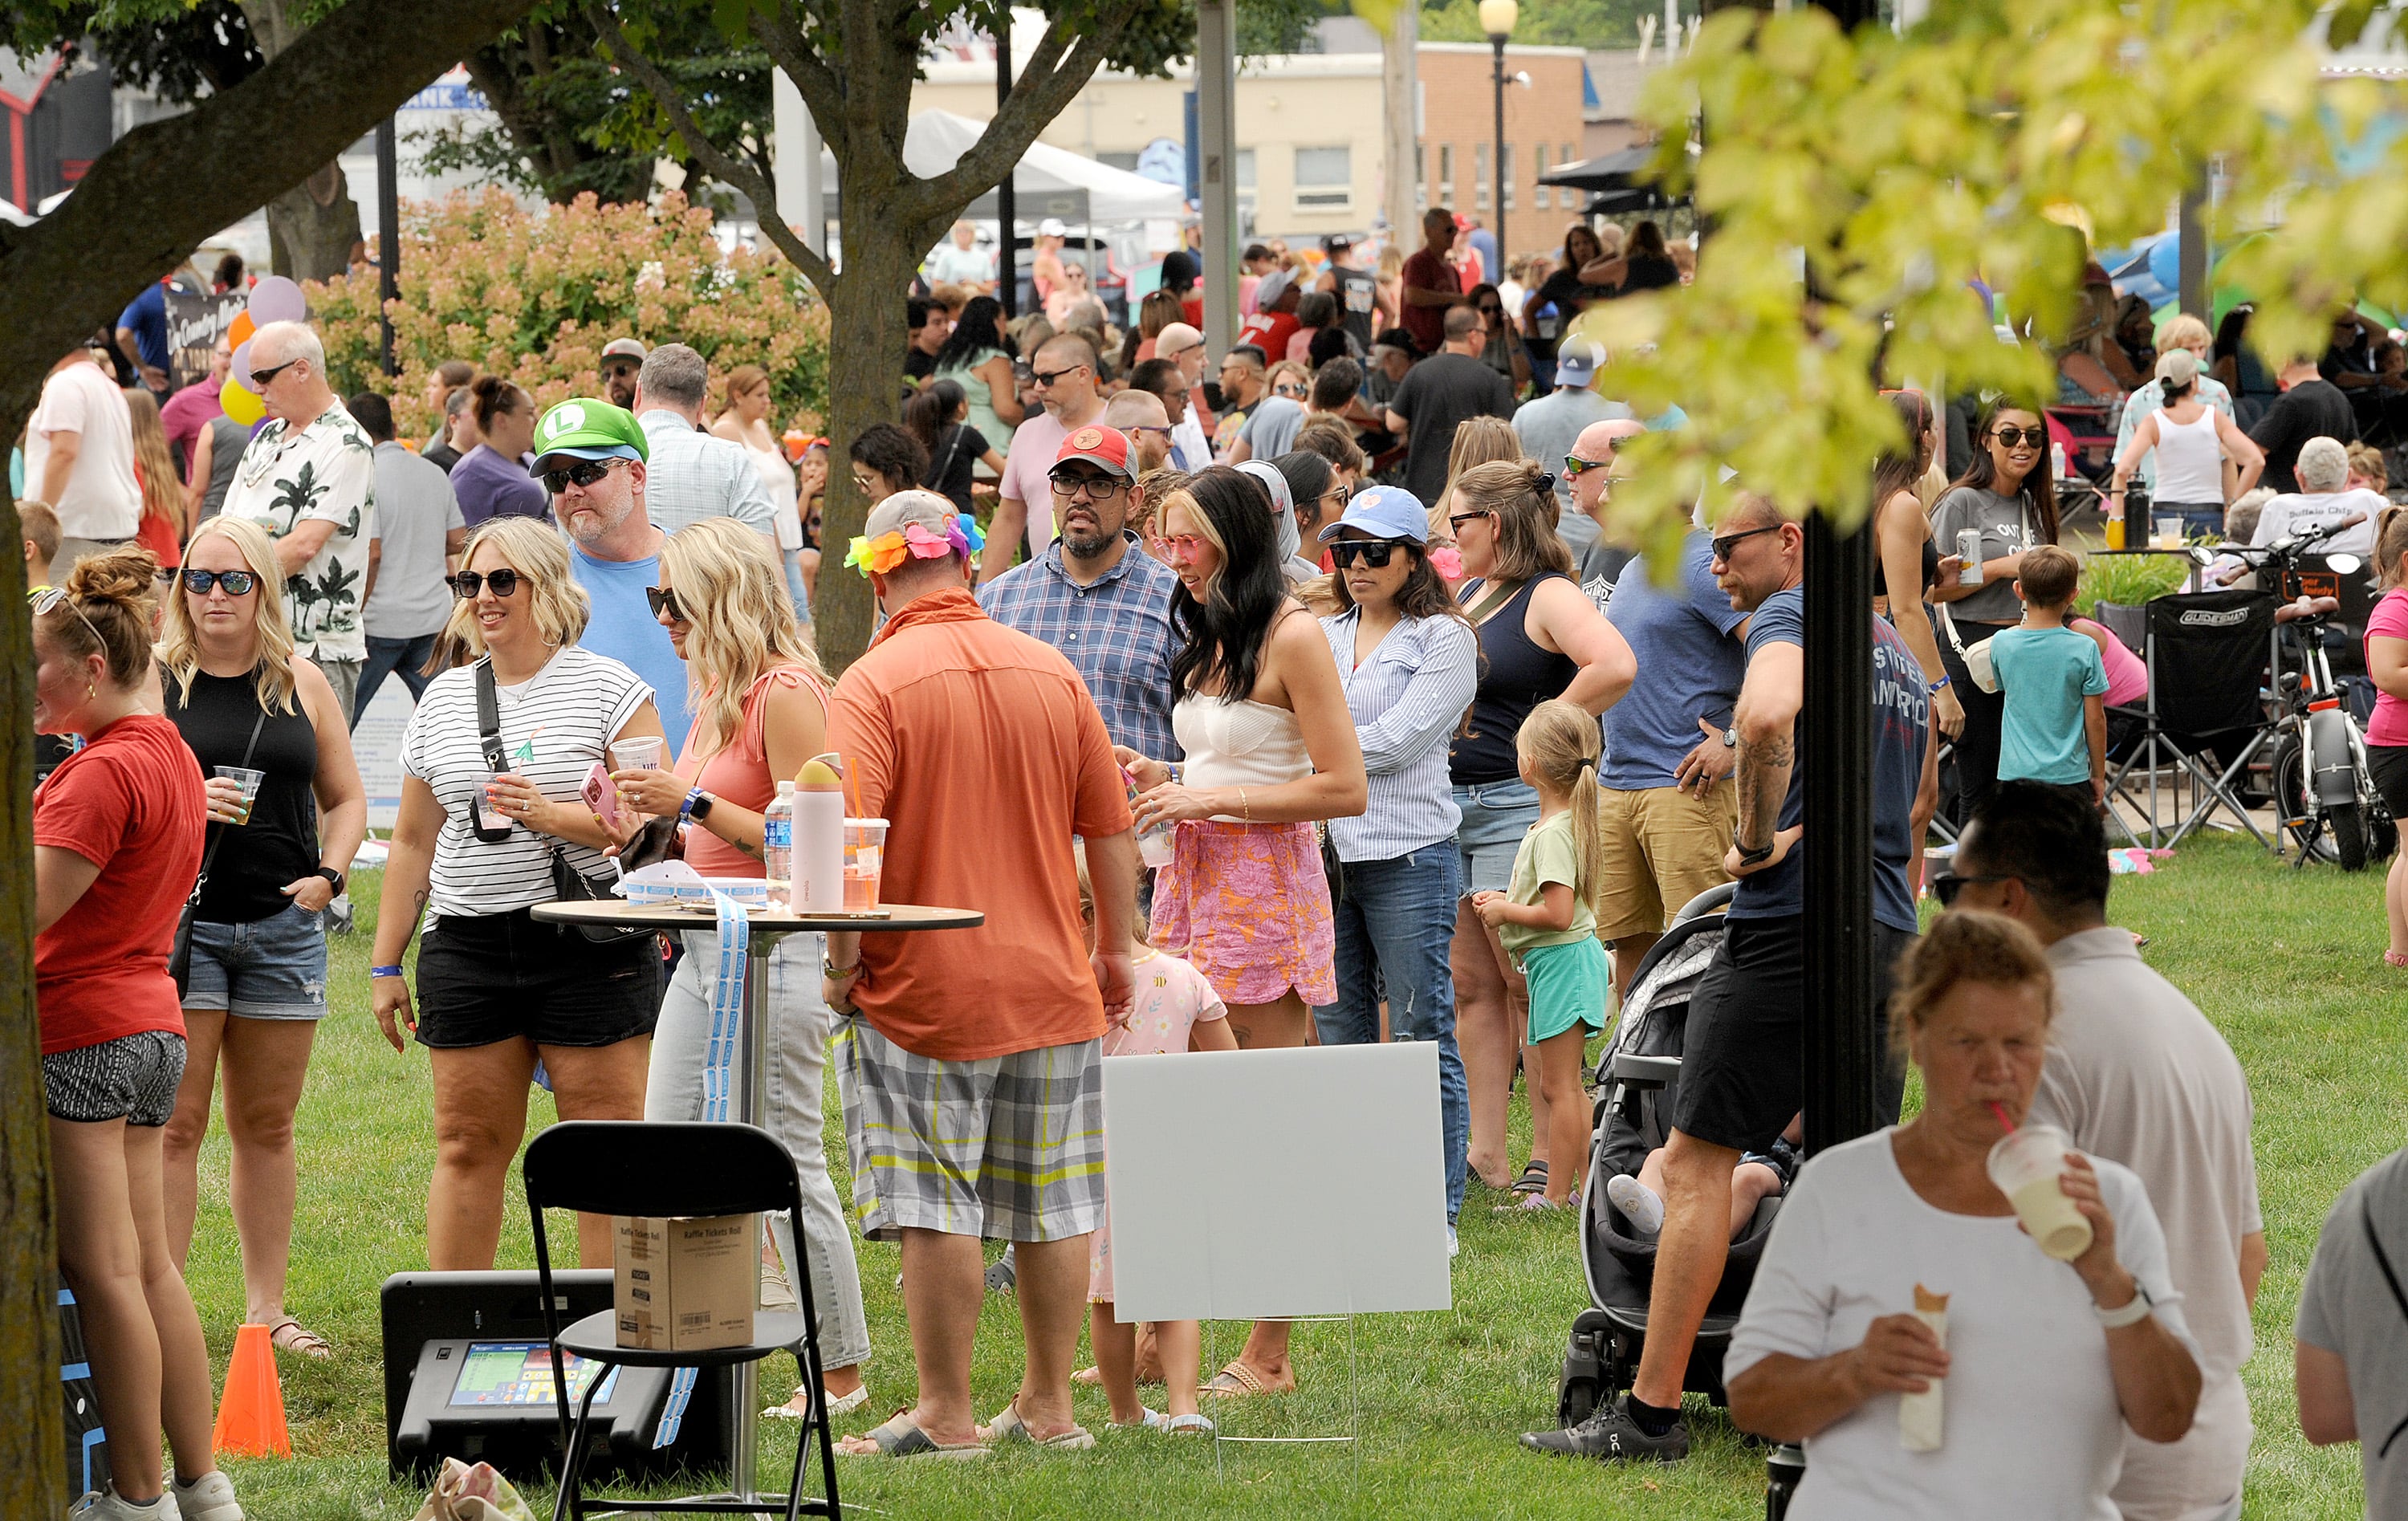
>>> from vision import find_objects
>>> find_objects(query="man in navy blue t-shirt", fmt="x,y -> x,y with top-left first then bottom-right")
1525,491 -> 1935,1466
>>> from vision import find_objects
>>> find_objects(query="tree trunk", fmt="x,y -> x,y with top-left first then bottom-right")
266,160 -> 364,283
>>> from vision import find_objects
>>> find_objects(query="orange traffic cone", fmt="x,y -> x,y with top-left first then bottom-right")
211,1323 -> 292,1459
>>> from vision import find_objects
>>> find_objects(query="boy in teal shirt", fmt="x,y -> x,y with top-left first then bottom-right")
1988,543 -> 2109,808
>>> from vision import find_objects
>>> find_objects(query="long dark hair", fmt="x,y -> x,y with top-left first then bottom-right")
903,377 -> 966,457
1271,449 -> 1332,531
1946,401 -> 2060,547
1872,388 -> 1934,511
1167,466 -> 1289,702
934,295 -> 1007,372
2212,305 -> 2251,364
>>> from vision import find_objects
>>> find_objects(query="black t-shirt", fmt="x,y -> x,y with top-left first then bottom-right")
921,423 -> 983,512
1330,265 -> 1378,350
422,441 -> 463,474
1614,253 -> 1681,295
163,668 -> 321,924
2248,379 -> 2358,491
1386,352 -> 1517,506
905,348 -> 938,380
1523,270 -> 1600,363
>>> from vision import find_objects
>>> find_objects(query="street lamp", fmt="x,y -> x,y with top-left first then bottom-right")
1479,0 -> 1517,273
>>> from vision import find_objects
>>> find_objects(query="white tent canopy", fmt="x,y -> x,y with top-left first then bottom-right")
818,109 -> 1187,226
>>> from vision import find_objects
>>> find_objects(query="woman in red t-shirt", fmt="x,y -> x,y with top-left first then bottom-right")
32,547 -> 234,1517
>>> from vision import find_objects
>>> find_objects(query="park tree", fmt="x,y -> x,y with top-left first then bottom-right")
588,0 -> 1314,670
0,2 -> 539,1507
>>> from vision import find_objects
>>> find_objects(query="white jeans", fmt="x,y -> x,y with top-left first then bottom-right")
648,930 -> 871,1371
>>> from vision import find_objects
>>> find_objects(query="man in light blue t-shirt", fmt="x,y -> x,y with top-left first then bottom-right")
530,397 -> 693,750
1988,543 -> 2108,807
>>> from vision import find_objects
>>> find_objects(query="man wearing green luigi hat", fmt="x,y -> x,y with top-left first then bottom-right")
531,397 -> 693,746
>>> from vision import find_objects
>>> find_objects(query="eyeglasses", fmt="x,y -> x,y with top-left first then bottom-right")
1150,532 -> 1209,562
1331,539 -> 1405,568
851,474 -> 879,495
1050,471 -> 1128,500
31,586 -> 107,653
181,568 -> 258,597
1990,426 -> 2047,449
1710,523 -> 1784,563
645,585 -> 687,622
1562,454 -> 1610,478
1478,306 -> 1503,318
542,458 -> 624,494
1133,425 -> 1175,439
1928,867 -> 2011,907
1447,509 -> 1495,535
248,359 -> 299,388
1031,364 -> 1088,388
449,569 -> 523,599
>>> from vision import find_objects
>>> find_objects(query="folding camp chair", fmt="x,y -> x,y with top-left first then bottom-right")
2105,588 -> 2281,848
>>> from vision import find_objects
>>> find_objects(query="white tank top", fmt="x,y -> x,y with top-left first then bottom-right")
2151,405 -> 2224,506
1173,693 -> 1310,822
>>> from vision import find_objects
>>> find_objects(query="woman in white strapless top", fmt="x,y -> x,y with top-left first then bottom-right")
709,364 -> 811,622
1118,466 -> 1368,1398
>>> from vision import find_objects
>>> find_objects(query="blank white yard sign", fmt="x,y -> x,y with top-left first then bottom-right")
1101,1043 -> 1453,1325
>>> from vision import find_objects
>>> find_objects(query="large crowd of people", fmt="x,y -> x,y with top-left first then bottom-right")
25,218 -> 2408,1519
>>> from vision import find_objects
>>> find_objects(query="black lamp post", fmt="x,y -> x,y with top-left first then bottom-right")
1479,0 -> 1517,266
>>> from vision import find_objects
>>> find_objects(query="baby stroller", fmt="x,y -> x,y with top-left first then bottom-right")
1551,881 -> 1788,1428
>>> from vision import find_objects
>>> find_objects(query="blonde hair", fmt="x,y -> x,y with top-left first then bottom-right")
1886,909 -> 2055,1063
1515,699 -> 1605,909
1376,245 -> 1404,282
1430,414 -> 1524,543
2377,503 -> 2408,590
2155,313 -> 2212,353
124,388 -> 184,537
158,516 -> 300,714
659,518 -> 825,754
1266,359 -> 1310,397
438,516 -> 589,658
1454,458 -> 1575,582
37,546 -> 159,689
718,364 -> 770,419
2349,441 -> 2389,491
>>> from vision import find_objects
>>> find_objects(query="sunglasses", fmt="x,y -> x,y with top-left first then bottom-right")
1991,425 -> 2047,449
1562,453 -> 1609,478
1447,509 -> 1495,535
449,569 -> 523,599
1273,382 -> 1308,398
1478,306 -> 1503,317
1150,532 -> 1209,562
248,359 -> 299,388
1928,868 -> 2011,907
1331,539 -> 1405,569
1050,471 -> 1127,500
645,585 -> 687,622
1031,364 -> 1087,388
1710,523 -> 1784,562
181,568 -> 258,596
542,458 -> 624,494
31,586 -> 106,652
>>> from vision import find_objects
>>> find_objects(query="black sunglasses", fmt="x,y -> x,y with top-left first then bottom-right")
1447,509 -> 1495,534
248,359 -> 299,388
1929,867 -> 2011,907
1331,539 -> 1405,569
181,567 -> 258,596
449,569 -> 523,599
1991,425 -> 2047,449
1710,523 -> 1783,563
645,585 -> 687,621
542,458 -> 624,495
1031,364 -> 1087,388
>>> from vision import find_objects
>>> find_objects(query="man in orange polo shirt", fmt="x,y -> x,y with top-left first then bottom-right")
822,490 -> 1141,1458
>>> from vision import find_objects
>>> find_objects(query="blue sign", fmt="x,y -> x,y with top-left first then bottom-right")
403,81 -> 489,112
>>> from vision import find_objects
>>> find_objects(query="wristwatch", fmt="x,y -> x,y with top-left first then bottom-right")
1734,839 -> 1775,868
315,867 -> 345,896
2093,1275 -> 2156,1328
1721,726 -> 1738,749
681,787 -> 714,822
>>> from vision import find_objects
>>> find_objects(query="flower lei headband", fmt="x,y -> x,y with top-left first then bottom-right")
844,513 -> 987,577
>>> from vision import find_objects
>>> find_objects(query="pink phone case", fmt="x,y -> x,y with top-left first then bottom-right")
581,762 -> 621,831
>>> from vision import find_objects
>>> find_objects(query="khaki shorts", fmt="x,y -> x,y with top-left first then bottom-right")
1595,780 -> 1738,941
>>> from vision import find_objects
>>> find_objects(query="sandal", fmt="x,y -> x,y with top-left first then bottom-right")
1509,1161 -> 1549,1198
982,1397 -> 1096,1450
2386,950 -> 2408,969
1497,1192 -> 1564,1214
1108,1408 -> 1169,1432
1198,1360 -> 1296,1397
1166,1412 -> 1215,1437
838,1410 -> 990,1460
268,1317 -> 332,1360
763,1384 -> 869,1421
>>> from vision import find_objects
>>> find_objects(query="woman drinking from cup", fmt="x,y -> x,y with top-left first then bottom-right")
370,516 -> 668,1270
607,518 -> 872,1422
158,515 -> 366,1360
1724,910 -> 2199,1519
1121,465 -> 1368,1396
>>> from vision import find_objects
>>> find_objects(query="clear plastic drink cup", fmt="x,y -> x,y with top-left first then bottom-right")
843,818 -> 889,911
1985,1122 -> 2093,1262
215,766 -> 266,825
2154,515 -> 2182,551
609,737 -> 664,773
1137,820 -> 1176,869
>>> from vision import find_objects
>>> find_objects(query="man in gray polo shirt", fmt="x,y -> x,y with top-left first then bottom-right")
2296,1145 -> 2408,1521
1946,780 -> 2264,1521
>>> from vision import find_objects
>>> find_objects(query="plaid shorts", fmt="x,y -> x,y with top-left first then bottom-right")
834,1015 -> 1105,1244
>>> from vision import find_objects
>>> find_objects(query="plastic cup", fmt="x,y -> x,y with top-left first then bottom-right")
2154,515 -> 2182,551
215,766 -> 265,825
1137,820 -> 1177,870
1985,1122 -> 2093,1262
609,737 -> 663,773
843,818 -> 888,911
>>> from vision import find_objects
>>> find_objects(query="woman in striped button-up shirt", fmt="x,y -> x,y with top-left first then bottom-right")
1312,483 -> 1482,1238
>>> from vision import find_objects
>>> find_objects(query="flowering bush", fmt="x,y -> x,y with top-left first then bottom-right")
311,189 -> 830,442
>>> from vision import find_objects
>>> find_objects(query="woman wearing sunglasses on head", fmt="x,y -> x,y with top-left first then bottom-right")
604,518 -> 873,1424
371,515 -> 667,1271
1313,484 -> 1481,1245
157,516 -> 366,1361
1930,402 -> 2062,820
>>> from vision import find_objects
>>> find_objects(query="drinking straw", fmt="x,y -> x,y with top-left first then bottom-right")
1986,1100 -> 2016,1134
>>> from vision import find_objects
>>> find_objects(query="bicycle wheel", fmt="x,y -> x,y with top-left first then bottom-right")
2333,803 -> 2369,872
2273,736 -> 2336,864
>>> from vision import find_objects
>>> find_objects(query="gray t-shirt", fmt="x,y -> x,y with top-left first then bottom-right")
1513,388 -> 1629,514
2296,1146 -> 2408,1521
364,441 -> 466,641
1243,397 -> 1306,462
1930,484 -> 2042,624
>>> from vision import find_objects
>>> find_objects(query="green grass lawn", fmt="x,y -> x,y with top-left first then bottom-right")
174,831 -> 2392,1517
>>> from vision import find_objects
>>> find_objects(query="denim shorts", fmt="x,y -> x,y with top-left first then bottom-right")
1453,779 -> 1542,897
44,1030 -> 187,1126
185,901 -> 328,1019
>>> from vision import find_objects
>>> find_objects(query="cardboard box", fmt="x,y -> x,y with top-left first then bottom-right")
614,1214 -> 757,1352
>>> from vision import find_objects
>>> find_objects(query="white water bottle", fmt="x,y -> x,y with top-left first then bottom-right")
763,781 -> 795,908
794,754 -> 847,912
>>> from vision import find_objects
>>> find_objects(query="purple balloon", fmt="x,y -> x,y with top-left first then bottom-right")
229,338 -> 256,393
247,275 -> 306,327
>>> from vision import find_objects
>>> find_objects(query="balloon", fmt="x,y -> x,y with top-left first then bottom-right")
226,311 -> 255,348
229,339 -> 255,392
246,275 -> 306,326
221,376 -> 265,427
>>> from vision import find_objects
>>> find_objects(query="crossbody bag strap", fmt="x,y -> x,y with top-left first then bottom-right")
190,706 -> 268,903
474,657 -> 509,775
1461,577 -> 1522,628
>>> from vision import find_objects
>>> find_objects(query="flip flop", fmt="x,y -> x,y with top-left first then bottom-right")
2386,950 -> 2408,968
839,1410 -> 990,1460
982,1397 -> 1096,1450
1166,1413 -> 1216,1437
1108,1409 -> 1169,1432
763,1384 -> 870,1421
1198,1360 -> 1296,1397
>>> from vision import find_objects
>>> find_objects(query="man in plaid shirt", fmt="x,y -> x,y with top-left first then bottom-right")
978,426 -> 1182,765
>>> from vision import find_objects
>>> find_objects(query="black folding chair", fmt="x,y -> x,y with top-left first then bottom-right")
523,1121 -> 840,1521
2105,588 -> 2280,848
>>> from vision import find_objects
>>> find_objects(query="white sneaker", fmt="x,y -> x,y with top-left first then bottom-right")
67,1488 -> 181,1520
1447,1224 -> 1461,1259
170,1471 -> 243,1521
1607,1174 -> 1664,1238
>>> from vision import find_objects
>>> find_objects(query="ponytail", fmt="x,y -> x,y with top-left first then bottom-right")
1517,698 -> 1607,910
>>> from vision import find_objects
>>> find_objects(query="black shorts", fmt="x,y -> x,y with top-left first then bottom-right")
1671,914 -> 1914,1153
2369,743 -> 2408,822
43,1030 -> 187,1126
413,909 -> 662,1050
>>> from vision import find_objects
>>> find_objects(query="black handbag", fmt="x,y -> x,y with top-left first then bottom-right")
169,707 -> 266,1000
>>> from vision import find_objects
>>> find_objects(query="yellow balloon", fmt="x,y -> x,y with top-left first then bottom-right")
221,376 -> 265,427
